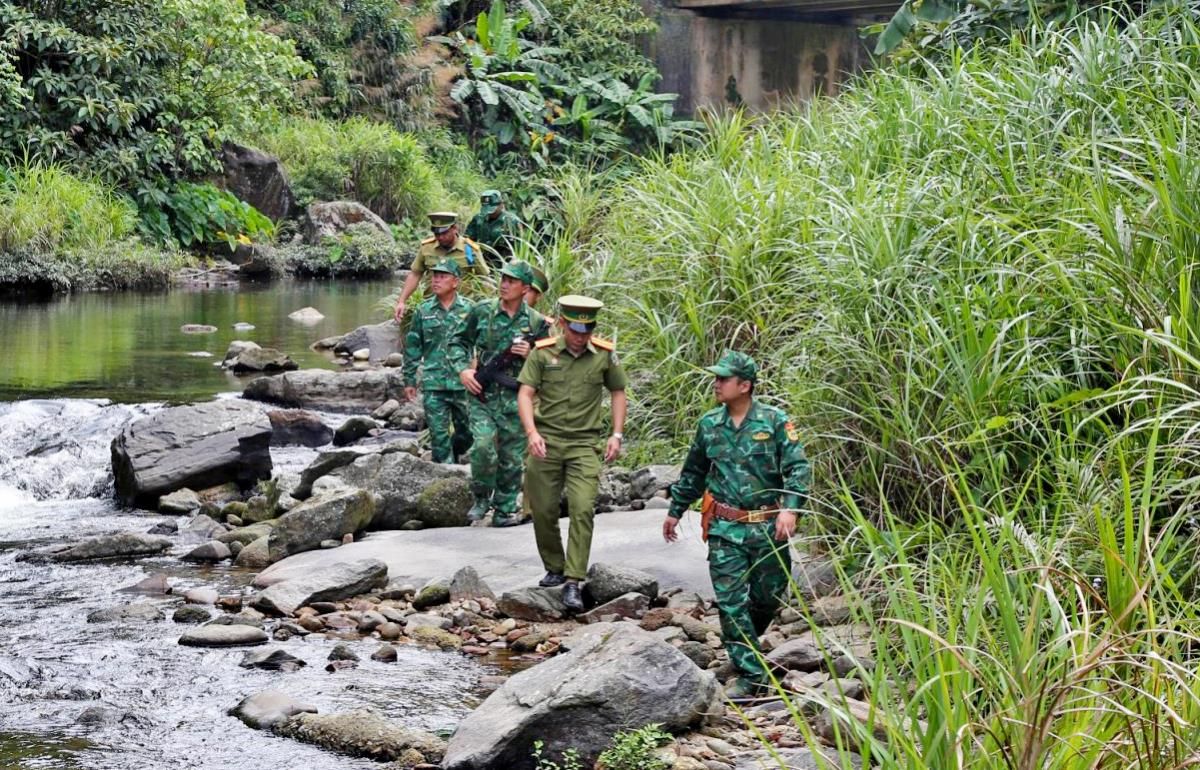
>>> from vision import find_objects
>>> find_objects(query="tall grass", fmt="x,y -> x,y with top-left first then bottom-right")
0,162 -> 136,253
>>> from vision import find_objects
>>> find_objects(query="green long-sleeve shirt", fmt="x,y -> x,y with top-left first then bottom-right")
668,401 -> 810,520
402,294 -> 474,390
447,298 -> 549,383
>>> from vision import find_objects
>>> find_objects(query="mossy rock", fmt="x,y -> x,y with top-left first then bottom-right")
408,625 -> 462,650
414,477 -> 471,528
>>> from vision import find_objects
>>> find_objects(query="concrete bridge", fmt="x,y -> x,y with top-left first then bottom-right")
647,0 -> 902,114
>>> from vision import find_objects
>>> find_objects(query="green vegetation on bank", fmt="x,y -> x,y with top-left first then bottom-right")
529,3 -> 1200,766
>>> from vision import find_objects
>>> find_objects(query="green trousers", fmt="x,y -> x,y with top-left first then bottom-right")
525,440 -> 602,580
708,521 -> 792,683
423,389 -> 472,464
467,385 -> 525,515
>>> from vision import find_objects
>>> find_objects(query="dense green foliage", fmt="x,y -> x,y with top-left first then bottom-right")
0,162 -> 134,253
535,0 -> 656,83
138,182 -> 276,250
0,0 -> 308,191
282,222 -> 405,277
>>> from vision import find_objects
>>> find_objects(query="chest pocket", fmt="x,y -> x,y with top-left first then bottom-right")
542,368 -> 566,384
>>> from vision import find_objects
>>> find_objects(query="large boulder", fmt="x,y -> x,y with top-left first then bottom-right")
267,489 -> 377,563
242,368 -> 405,412
584,563 -> 659,605
267,410 -> 334,448
332,321 -> 403,363
18,533 -> 172,564
111,400 -> 273,509
630,465 -> 681,500
442,624 -> 719,769
319,450 -> 469,529
226,347 -> 298,374
303,201 -> 393,245
252,558 -> 389,616
219,142 -> 295,221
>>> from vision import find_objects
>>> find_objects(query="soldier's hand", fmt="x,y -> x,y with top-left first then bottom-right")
511,339 -> 531,358
403,386 -> 418,402
604,435 -> 622,463
393,301 -> 406,323
460,368 -> 482,395
527,430 -> 547,459
774,510 -> 797,542
662,515 -> 679,543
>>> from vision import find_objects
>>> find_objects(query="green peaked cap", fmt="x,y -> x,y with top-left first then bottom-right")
499,259 -> 534,285
428,211 -> 457,232
558,294 -> 603,332
706,350 -> 758,382
430,258 -> 461,277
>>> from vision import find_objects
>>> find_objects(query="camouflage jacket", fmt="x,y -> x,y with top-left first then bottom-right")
402,294 -> 473,390
447,298 -> 549,386
668,401 -> 810,521
465,209 -> 523,261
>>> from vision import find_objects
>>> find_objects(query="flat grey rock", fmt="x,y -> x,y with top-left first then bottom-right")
229,689 -> 317,730
178,625 -> 268,647
252,558 -> 388,616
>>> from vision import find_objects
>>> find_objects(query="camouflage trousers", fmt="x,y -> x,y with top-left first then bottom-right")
708,521 -> 792,683
423,389 -> 472,464
467,385 -> 525,515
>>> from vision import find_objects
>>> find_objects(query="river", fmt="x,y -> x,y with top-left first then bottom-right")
0,281 -> 493,768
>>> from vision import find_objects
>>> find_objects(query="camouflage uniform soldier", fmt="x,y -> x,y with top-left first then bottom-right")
517,296 -> 628,612
663,351 -> 810,699
449,260 -> 550,526
465,190 -> 523,264
394,211 -> 490,322
524,264 -> 549,309
402,258 -> 474,464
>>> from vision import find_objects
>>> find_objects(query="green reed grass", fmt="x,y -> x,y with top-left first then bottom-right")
0,161 -> 136,254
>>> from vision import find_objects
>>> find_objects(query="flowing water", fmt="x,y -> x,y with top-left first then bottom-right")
0,282 -> 496,769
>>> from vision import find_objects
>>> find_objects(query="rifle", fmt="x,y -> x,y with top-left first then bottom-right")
473,331 -> 539,402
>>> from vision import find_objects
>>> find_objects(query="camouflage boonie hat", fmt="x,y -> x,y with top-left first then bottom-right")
430,258 -> 461,277
479,189 -> 503,214
499,259 -> 534,286
706,350 -> 758,382
529,265 -> 549,293
428,211 -> 458,233
558,294 -> 603,333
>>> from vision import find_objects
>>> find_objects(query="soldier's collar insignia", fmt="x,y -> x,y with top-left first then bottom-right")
752,431 -> 771,440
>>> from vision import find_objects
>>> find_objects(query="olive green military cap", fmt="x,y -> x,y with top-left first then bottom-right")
706,350 -> 758,382
499,259 -> 535,286
428,211 -> 458,233
558,294 -> 603,332
430,257 -> 462,277
529,264 -> 549,293
479,189 -> 503,214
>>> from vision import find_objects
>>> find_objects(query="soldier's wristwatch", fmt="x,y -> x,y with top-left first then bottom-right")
611,432 -> 624,441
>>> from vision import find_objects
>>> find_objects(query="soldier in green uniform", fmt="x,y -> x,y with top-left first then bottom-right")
465,190 -> 523,265
449,260 -> 550,527
663,351 -> 810,699
517,296 -> 628,612
402,258 -> 474,464
394,211 -> 490,322
524,264 -> 549,309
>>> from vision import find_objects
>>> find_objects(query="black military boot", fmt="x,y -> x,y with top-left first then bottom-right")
561,581 -> 584,613
538,572 -> 566,587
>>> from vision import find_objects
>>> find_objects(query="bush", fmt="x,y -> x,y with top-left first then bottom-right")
137,182 -> 275,250
0,244 -> 184,292
0,163 -> 136,254
596,724 -> 672,770
282,222 -> 405,277
250,116 -> 443,222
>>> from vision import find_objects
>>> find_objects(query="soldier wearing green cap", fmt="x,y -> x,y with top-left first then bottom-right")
465,190 -> 523,265
523,264 -> 549,309
517,295 -> 628,612
449,259 -> 551,526
663,350 -> 810,700
393,211 -> 491,322
402,258 -> 474,464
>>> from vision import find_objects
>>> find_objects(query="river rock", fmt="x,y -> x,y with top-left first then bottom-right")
276,710 -> 443,763
371,644 -> 398,663
230,689 -> 317,730
791,554 -> 841,600
442,624 -> 719,769
111,400 -> 273,509
180,513 -> 225,543
252,558 -> 388,616
496,586 -> 569,622
158,488 -> 200,514
222,340 -> 260,366
332,416 -> 378,447
734,747 -> 859,770
449,566 -> 495,602
184,588 -> 219,605
288,306 -> 325,324
146,520 -> 178,536
317,450 -> 468,529
267,409 -> 333,447
303,201 -> 393,244
584,563 -> 659,605
267,489 -> 377,562
596,467 -> 632,508
383,399 -> 425,431
227,347 -> 298,374
234,536 -> 271,568
243,368 -> 404,412
577,591 -> 650,624
180,324 -> 218,334
219,142 -> 295,221
332,321 -> 403,363
240,649 -> 307,672
173,605 -> 211,624
408,626 -> 462,650
179,625 -> 268,647
411,577 -> 450,610
630,465 -> 681,500
766,638 -> 823,672
117,573 -> 172,594
404,614 -> 452,634
86,602 -> 164,623
217,522 -> 274,547
182,540 -> 232,563
19,533 -> 171,564
414,476 -> 472,527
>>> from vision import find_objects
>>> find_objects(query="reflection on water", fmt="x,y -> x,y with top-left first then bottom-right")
0,279 -> 398,403
0,731 -> 90,769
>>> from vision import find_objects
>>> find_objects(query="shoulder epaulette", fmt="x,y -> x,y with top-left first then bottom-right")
591,336 -> 615,351
535,337 -> 559,349
420,236 -> 436,244
463,237 -> 481,250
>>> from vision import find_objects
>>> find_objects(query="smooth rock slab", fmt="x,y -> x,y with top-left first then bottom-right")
252,558 -> 389,616
577,592 -> 650,624
19,533 -> 171,564
243,368 -> 404,412
449,566 -> 495,602
442,624 -> 719,770
230,689 -> 317,730
240,649 -> 307,672
584,562 -> 659,605
178,625 -> 268,647
276,710 -> 445,763
267,489 -> 377,563
495,586 -> 569,622
86,602 -> 164,623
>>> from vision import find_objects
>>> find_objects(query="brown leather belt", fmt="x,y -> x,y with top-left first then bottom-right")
710,498 -> 776,524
